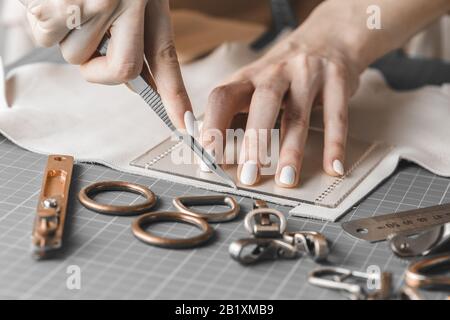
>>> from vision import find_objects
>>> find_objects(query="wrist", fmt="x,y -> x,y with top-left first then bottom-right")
295,1 -> 381,73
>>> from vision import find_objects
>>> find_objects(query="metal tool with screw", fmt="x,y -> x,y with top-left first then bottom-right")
32,155 -> 74,260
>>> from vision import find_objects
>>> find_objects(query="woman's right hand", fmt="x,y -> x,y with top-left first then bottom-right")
20,0 -> 192,129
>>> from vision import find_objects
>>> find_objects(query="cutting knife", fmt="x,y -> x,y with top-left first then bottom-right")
97,37 -> 237,189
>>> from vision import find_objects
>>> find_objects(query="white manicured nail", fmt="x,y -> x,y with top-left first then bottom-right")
200,150 -> 214,172
184,111 -> 197,136
279,166 -> 296,185
333,159 -> 345,176
240,161 -> 258,185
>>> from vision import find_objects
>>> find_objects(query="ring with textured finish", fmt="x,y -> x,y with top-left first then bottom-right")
132,211 -> 214,249
78,181 -> 157,216
173,195 -> 240,223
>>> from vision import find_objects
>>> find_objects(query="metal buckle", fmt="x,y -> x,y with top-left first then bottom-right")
244,202 -> 287,238
229,238 -> 300,265
283,231 -> 329,262
132,211 -> 214,249
173,195 -> 240,223
79,181 -> 157,216
308,267 -> 392,300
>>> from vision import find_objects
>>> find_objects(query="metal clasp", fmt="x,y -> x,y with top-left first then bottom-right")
308,267 -> 392,300
244,201 -> 287,238
230,200 -> 330,265
229,238 -> 300,265
283,231 -> 329,262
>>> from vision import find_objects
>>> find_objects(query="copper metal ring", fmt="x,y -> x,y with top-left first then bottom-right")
132,211 -> 214,249
78,181 -> 157,216
405,254 -> 450,289
173,195 -> 240,223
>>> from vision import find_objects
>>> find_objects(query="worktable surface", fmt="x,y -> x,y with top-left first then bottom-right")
0,50 -> 448,300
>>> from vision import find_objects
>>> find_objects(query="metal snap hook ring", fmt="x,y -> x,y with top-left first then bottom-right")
132,211 -> 214,249
173,195 -> 240,223
244,208 -> 287,237
78,181 -> 157,216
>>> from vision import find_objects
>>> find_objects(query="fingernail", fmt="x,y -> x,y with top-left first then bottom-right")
200,149 -> 214,172
333,159 -> 345,176
184,111 -> 197,137
279,166 -> 296,185
240,161 -> 258,185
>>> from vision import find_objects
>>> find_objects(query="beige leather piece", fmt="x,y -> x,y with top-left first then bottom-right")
131,129 -> 390,209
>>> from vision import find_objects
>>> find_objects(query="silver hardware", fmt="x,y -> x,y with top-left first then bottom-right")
42,198 -> 58,209
342,203 -> 450,242
230,201 -> 329,265
389,223 -> 450,258
308,267 -> 392,300
229,238 -> 300,265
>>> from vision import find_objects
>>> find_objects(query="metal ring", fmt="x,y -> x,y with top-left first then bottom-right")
78,181 -> 157,216
173,195 -> 240,222
405,254 -> 450,289
132,211 -> 214,249
244,208 -> 287,235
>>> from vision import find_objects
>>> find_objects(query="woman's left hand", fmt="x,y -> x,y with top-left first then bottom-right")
201,7 -> 362,187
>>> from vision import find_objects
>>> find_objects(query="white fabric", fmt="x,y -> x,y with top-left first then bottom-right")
0,43 -> 449,221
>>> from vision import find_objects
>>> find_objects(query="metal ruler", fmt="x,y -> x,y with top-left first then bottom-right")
342,203 -> 450,242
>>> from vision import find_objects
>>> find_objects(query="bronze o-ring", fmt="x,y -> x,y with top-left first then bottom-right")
78,181 -> 157,216
132,211 -> 214,249
173,195 -> 240,222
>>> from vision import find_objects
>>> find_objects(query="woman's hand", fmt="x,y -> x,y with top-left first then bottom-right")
202,0 -> 450,188
20,0 -> 192,129
202,5 -> 362,187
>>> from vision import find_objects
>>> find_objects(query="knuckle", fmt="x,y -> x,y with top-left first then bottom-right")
327,111 -> 348,127
256,79 -> 282,94
112,61 -> 142,82
282,147 -> 302,160
156,41 -> 179,65
32,32 -> 56,48
328,61 -> 348,80
208,85 -> 233,106
328,140 -> 346,151
167,86 -> 190,104
284,109 -> 309,129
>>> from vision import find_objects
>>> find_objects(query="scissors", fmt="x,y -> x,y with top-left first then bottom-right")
97,37 -> 237,189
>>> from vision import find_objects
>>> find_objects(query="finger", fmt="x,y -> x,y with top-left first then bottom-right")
79,2 -> 146,85
200,81 -> 254,171
59,15 -> 111,65
144,0 -> 191,129
323,63 -> 349,177
275,57 -> 322,187
25,0 -> 92,47
238,64 -> 289,186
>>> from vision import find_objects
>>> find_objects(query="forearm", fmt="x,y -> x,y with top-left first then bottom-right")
298,0 -> 450,71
